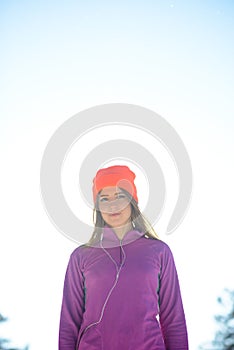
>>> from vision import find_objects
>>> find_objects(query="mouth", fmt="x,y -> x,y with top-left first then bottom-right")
109,212 -> 121,217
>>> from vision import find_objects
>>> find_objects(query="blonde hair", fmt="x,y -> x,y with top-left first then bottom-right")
86,188 -> 159,246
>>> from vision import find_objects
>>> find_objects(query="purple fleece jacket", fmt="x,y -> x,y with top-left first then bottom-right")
59,226 -> 188,350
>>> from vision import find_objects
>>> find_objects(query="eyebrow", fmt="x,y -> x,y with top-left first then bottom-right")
99,191 -> 123,198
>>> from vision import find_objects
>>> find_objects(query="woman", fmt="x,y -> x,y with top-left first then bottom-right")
59,165 -> 189,350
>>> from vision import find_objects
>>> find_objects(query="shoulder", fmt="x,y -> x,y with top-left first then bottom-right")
141,236 -> 176,264
68,243 -> 99,269
143,236 -> 172,253
70,243 -> 93,258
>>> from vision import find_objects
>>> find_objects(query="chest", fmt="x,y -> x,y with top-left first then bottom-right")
82,242 -> 161,293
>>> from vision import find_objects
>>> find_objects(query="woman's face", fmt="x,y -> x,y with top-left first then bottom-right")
97,187 -> 132,228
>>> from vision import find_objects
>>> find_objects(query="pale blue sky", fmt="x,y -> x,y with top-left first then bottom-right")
0,1 -> 234,349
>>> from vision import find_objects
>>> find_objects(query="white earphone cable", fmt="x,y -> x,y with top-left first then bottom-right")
82,237 -> 126,334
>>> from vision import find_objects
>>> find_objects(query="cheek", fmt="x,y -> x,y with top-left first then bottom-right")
99,211 -> 107,220
123,205 -> 132,218
100,211 -> 111,224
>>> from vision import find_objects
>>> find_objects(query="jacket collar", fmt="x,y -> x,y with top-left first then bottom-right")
100,225 -> 144,248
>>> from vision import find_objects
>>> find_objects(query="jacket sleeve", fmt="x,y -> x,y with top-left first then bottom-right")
59,249 -> 85,350
158,244 -> 189,350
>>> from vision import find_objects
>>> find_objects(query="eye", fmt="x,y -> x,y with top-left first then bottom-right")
99,197 -> 108,202
117,193 -> 126,199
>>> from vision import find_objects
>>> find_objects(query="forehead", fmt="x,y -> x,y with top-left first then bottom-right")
99,186 -> 123,196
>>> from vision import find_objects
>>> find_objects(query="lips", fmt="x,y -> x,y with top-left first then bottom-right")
110,212 -> 121,217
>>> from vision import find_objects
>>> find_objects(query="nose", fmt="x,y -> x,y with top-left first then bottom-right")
106,198 -> 121,213
109,199 -> 118,208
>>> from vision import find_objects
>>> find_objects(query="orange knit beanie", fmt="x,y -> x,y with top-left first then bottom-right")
92,165 -> 138,204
